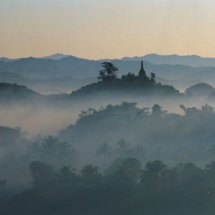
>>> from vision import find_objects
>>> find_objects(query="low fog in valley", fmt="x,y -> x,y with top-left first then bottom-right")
2,0 -> 215,213
1,56 -> 215,214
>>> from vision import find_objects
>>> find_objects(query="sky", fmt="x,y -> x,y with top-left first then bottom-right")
0,0 -> 215,59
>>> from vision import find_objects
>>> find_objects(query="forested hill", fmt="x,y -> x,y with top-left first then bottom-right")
0,83 -> 44,105
0,72 -> 96,94
0,63 -> 184,106
70,62 -> 181,100
0,55 -> 204,79
59,102 -> 215,165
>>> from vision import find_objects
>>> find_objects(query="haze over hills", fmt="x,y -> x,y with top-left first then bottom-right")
0,55 -> 206,79
0,57 -> 15,62
0,72 -> 96,94
121,54 -> 215,67
0,83 -> 44,106
2,53 -> 215,67
2,56 -> 215,215
1,53 -> 215,93
40,53 -> 70,60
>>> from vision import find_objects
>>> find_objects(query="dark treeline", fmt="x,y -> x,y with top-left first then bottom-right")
71,61 -> 181,100
1,62 -> 215,214
1,158 -> 215,214
0,61 -> 182,107
1,102 -> 215,189
59,102 -> 215,167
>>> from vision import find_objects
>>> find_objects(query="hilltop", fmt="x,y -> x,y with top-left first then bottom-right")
0,83 -> 44,105
0,55 -> 205,81
185,83 -> 215,97
0,72 -> 96,94
70,61 -> 181,101
121,53 -> 215,67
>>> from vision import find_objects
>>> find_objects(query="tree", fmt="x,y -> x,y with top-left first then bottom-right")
56,142 -> 80,166
59,165 -> 79,186
122,158 -> 141,182
151,104 -> 167,117
30,161 -> 55,189
115,139 -> 131,158
96,142 -> 112,172
141,160 -> 170,191
121,72 -> 137,85
150,73 -> 156,83
81,165 -> 102,188
106,165 -> 132,188
97,62 -> 118,81
41,136 -> 58,162
40,136 -> 79,167
176,162 -> 203,190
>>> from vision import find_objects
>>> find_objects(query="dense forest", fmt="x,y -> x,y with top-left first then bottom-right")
2,159 -> 215,215
1,100 -> 215,214
1,61 -> 215,214
70,61 -> 181,100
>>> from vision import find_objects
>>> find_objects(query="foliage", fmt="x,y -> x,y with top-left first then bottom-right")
3,159 -> 215,214
97,62 -> 118,81
71,62 -> 181,99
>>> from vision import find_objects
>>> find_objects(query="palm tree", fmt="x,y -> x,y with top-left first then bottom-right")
56,142 -> 80,166
81,165 -> 102,188
29,161 -> 54,188
59,165 -> 79,186
96,142 -> 111,171
41,136 -> 58,163
141,160 -> 170,192
110,165 -> 132,188
205,161 -> 215,188
115,139 -> 130,158
122,158 -> 141,182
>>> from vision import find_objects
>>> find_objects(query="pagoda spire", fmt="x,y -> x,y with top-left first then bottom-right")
138,60 -> 149,81
141,60 -> 144,70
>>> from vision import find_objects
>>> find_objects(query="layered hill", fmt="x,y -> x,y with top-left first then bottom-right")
0,72 -> 96,94
121,54 -> 215,67
0,56 -> 205,80
0,126 -> 21,147
0,83 -> 44,105
185,83 -> 215,97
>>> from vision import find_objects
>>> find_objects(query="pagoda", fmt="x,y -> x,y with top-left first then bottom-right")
138,61 -> 149,81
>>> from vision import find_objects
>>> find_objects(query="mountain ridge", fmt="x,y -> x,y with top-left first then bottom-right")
121,54 -> 215,67
2,53 -> 215,67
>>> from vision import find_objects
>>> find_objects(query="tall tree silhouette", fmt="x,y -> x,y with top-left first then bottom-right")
30,161 -> 54,189
97,62 -> 118,81
141,160 -> 170,191
115,139 -> 130,158
96,142 -> 112,172
81,165 -> 102,188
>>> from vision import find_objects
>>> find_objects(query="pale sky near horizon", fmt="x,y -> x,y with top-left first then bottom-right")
0,0 -> 215,59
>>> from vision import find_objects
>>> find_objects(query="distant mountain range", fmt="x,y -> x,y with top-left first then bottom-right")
40,53 -> 70,60
0,53 -> 70,62
121,54 -> 215,67
2,53 -> 215,67
0,72 -> 96,94
0,57 -> 15,62
0,83 -> 44,105
1,53 -> 215,89
0,55 -> 205,79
